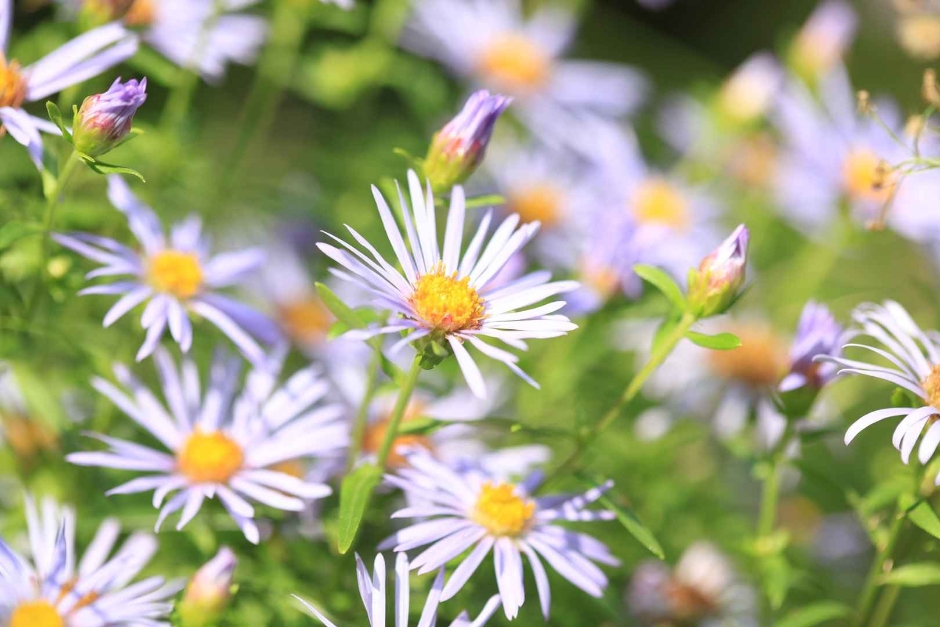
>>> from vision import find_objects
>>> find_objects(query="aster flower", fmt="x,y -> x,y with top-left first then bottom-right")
63,0 -> 267,83
780,301 -> 846,393
1,495 -> 183,626
66,347 -> 347,544
54,176 -> 281,364
72,76 -> 147,157
0,0 -> 137,170
788,0 -> 858,83
824,301 -> 940,479
294,553 -> 500,627
402,0 -> 646,150
381,452 -> 619,620
317,170 -> 578,399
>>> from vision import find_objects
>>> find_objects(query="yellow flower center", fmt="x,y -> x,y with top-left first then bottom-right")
0,54 -> 27,110
923,364 -> 940,409
148,250 -> 204,299
728,134 -> 778,188
177,430 -> 244,484
477,33 -> 551,93
842,148 -> 895,203
707,325 -> 789,388
580,260 -> 619,301
11,601 -> 64,627
278,297 -> 333,345
631,178 -> 690,231
509,184 -> 562,227
473,481 -> 535,537
410,266 -> 486,333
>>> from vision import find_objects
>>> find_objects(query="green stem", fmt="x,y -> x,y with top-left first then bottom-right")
346,350 -> 382,472
853,512 -> 905,627
868,584 -> 901,627
757,423 -> 796,538
375,356 -> 422,469
544,310 -> 697,486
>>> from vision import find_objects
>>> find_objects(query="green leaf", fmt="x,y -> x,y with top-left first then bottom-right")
578,474 -> 664,559
879,563 -> 940,586
46,101 -> 72,142
777,602 -> 851,627
0,221 -> 43,250
906,500 -> 940,540
379,354 -> 407,387
633,264 -> 686,311
685,331 -> 742,350
396,417 -> 443,436
336,463 -> 384,554
315,283 -> 366,331
78,156 -> 146,182
464,194 -> 505,209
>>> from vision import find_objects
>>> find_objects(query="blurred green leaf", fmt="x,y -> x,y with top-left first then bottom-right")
685,331 -> 742,350
0,221 -> 42,250
777,601 -> 851,627
316,282 -> 366,330
46,102 -> 72,143
879,563 -> 940,586
633,264 -> 686,311
336,463 -> 383,555
579,474 -> 664,559
464,194 -> 505,209
905,500 -> 940,540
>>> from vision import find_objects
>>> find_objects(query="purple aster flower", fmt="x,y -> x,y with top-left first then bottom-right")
73,76 -> 147,157
0,0 -> 138,170
53,176 -> 281,364
780,301 -> 846,392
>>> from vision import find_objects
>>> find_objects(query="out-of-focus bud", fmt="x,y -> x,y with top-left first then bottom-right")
686,224 -> 748,318
72,77 -> 147,158
779,301 -> 846,416
422,90 -> 511,193
78,0 -> 134,29
715,53 -> 783,126
179,547 -> 236,626
923,69 -> 940,107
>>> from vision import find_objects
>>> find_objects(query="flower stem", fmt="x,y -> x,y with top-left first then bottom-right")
375,355 -> 422,469
853,511 -> 905,627
757,424 -> 795,538
346,350 -> 382,472
868,584 -> 901,627
544,310 -> 697,486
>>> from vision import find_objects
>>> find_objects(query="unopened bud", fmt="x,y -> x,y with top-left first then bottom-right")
72,77 -> 147,158
687,224 -> 749,318
179,547 -> 236,626
422,90 -> 510,193
923,69 -> 940,107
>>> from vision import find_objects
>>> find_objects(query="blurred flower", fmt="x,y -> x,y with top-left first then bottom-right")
687,224 -> 749,318
72,76 -> 147,157
402,0 -> 647,151
179,547 -> 236,625
54,176 -> 281,365
424,90 -> 511,193
716,53 -> 785,126
788,0 -> 858,84
627,542 -> 756,627
780,301 -> 846,393
0,6 -> 137,170
382,451 -> 619,620
825,301 -> 940,482
67,347 -> 347,543
897,12 -> 940,60
0,495 -> 183,626
0,366 -> 58,463
294,553 -> 501,627
318,170 -> 578,398
64,0 -> 267,83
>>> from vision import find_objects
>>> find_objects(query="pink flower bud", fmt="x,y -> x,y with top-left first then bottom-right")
180,547 -> 236,625
73,77 -> 147,158
687,224 -> 748,317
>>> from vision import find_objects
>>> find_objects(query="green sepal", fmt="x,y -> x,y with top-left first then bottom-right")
46,101 -> 73,143
76,152 -> 146,182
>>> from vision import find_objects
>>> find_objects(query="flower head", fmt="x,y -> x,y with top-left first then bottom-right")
54,176 -> 281,364
780,301 -> 846,393
424,90 -> 511,192
67,348 -> 347,543
381,452 -> 619,620
1,495 -> 183,626
687,224 -> 749,317
318,171 -> 578,398
72,76 -> 147,157
789,0 -> 858,83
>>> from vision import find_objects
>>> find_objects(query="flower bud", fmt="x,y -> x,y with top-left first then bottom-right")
686,224 -> 748,317
72,77 -> 147,158
422,90 -> 511,193
179,547 -> 236,626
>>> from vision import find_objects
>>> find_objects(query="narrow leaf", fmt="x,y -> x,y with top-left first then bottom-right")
315,282 -> 366,330
777,602 -> 851,627
0,222 -> 43,249
685,331 -> 742,350
633,264 -> 686,311
82,158 -> 146,182
46,101 -> 72,142
464,194 -> 505,209
579,474 -> 664,559
336,463 -> 384,554
907,500 -> 940,540
879,563 -> 940,587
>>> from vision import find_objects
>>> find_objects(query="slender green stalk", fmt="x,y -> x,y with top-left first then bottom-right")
544,311 -> 697,485
346,350 -> 382,472
853,511 -> 905,627
868,584 -> 901,627
757,423 -> 796,538
375,356 -> 422,469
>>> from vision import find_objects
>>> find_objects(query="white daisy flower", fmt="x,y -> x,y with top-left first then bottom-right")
381,452 -> 619,620
294,553 -> 500,627
54,176 -> 281,365
66,347 -> 348,544
1,495 -> 183,627
317,170 -> 578,399
824,301 -> 940,481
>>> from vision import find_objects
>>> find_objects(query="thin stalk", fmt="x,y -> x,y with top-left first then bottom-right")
853,511 -> 905,627
375,356 -> 422,469
346,350 -> 382,472
757,423 -> 796,538
868,585 -> 901,627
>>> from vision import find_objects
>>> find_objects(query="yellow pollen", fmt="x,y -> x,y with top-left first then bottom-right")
278,297 -> 333,345
707,325 -> 788,388
148,250 -> 204,299
924,364 -> 940,409
509,184 -> 562,226
410,267 -> 485,333
477,33 -> 551,93
10,601 -> 64,627
842,148 -> 895,203
0,54 -> 27,110
473,481 -> 535,537
631,178 -> 690,231
177,430 -> 244,484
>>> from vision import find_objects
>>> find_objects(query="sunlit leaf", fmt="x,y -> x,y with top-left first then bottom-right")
336,463 -> 383,554
633,264 -> 686,311
685,331 -> 742,350
879,563 -> 940,586
777,601 -> 851,627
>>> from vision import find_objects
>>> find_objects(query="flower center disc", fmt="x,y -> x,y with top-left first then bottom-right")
707,326 -> 788,388
510,184 -> 561,226
477,33 -> 551,93
362,414 -> 432,467
148,250 -> 204,299
124,0 -> 156,26
473,481 -> 535,537
631,178 -> 690,231
278,297 -> 333,345
177,430 -> 244,484
410,268 -> 485,333
924,364 -> 940,409
842,148 -> 894,203
11,601 -> 64,627
0,55 -> 27,110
